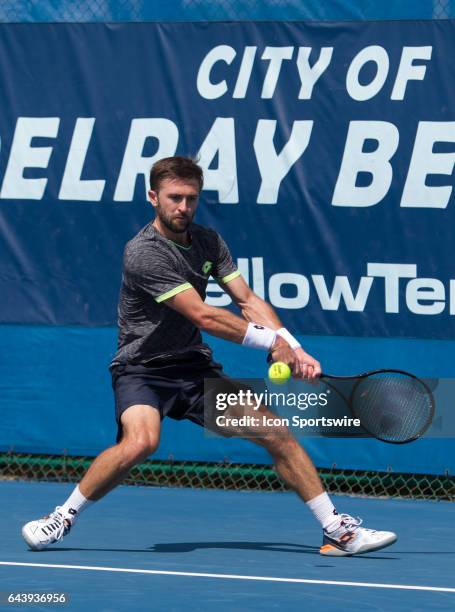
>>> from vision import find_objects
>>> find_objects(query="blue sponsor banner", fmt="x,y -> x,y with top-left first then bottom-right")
0,21 -> 454,338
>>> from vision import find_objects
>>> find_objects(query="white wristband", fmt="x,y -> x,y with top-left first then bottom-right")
242,322 -> 276,351
276,327 -> 301,350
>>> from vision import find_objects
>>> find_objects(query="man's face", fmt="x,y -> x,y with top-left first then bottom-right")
148,177 -> 200,234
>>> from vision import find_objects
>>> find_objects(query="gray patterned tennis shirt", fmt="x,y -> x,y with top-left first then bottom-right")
110,222 -> 240,367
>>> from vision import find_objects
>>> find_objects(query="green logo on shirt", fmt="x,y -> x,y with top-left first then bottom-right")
202,261 -> 213,274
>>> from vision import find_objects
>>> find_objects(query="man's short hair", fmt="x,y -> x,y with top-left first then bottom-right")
149,156 -> 204,192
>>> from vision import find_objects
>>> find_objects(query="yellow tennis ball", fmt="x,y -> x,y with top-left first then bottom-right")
268,361 -> 291,385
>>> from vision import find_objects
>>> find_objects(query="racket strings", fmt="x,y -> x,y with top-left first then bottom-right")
351,375 -> 434,443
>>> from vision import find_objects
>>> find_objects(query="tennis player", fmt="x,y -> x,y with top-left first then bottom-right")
22,156 -> 397,556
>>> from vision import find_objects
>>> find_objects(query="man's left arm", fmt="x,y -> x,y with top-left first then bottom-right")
220,275 -> 322,380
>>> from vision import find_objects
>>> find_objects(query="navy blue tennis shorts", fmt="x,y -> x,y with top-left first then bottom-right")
110,352 -> 237,442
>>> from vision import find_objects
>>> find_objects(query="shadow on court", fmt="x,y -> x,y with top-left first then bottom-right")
32,541 -> 399,560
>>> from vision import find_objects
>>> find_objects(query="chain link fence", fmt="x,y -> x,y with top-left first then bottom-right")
1,452 -> 453,501
433,0 -> 452,18
0,1 -> 454,22
0,0 -> 295,23
0,1 -> 145,23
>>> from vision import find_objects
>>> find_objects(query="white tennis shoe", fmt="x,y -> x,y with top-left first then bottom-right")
320,513 -> 397,556
22,507 -> 74,550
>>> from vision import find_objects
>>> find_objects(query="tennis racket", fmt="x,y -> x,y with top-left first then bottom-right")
320,369 -> 435,444
267,354 -> 434,444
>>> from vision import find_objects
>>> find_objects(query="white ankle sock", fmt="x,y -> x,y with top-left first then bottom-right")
306,492 -> 340,530
60,485 -> 93,522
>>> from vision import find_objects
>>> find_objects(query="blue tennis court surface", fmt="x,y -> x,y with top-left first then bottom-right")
1,481 -> 454,611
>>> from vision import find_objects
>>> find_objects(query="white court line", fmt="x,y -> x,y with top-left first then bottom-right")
1,562 -> 454,593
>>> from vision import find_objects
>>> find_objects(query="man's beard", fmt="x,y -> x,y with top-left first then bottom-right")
156,200 -> 194,233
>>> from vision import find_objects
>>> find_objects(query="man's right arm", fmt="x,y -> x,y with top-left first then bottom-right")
166,286 -> 251,342
165,286 -> 300,374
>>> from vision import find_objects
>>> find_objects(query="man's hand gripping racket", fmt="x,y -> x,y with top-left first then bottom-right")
270,336 -> 321,381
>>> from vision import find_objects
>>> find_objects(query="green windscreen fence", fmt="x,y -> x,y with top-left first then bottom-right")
1,453 -> 453,501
